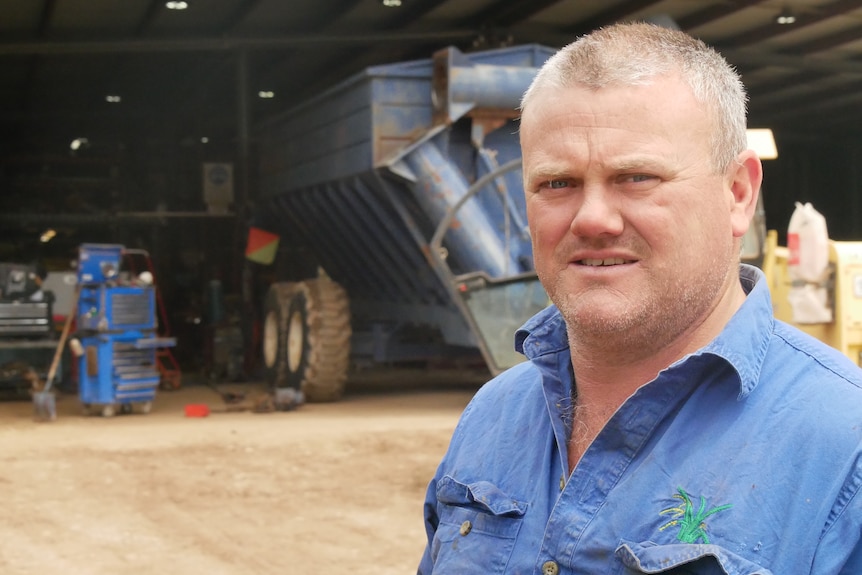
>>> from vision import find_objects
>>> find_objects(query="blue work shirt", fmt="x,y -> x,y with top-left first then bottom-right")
419,265 -> 862,574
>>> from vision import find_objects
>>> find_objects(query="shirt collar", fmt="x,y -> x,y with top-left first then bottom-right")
515,264 -> 774,399
698,264 -> 773,399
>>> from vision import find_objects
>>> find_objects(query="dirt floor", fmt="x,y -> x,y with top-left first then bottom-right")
0,369 -> 485,574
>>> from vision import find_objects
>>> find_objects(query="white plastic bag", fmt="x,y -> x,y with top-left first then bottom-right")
787,201 -> 829,283
786,202 -> 832,323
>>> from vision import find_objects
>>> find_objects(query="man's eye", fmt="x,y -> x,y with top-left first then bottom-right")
621,174 -> 655,184
547,180 -> 568,189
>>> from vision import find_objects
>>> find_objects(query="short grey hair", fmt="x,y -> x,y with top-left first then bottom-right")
521,22 -> 748,173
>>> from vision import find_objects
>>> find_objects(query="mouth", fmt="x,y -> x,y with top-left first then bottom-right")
577,258 -> 634,267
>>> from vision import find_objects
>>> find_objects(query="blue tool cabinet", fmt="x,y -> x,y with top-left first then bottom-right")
76,244 -> 175,417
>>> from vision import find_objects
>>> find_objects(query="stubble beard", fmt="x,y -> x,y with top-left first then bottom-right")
547,251 -> 734,363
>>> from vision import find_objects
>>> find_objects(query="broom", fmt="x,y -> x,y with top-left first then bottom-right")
33,285 -> 80,421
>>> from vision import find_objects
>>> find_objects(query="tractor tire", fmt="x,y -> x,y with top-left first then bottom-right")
261,276 -> 351,402
262,283 -> 294,387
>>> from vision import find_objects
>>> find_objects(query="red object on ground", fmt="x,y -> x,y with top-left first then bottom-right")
184,404 -> 210,418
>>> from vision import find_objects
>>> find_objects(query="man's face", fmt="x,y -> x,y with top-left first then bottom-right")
520,74 -> 752,354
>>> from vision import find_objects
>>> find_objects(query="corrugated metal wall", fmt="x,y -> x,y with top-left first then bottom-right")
761,136 -> 862,244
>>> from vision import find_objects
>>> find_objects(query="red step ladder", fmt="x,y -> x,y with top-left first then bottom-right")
124,249 -> 182,390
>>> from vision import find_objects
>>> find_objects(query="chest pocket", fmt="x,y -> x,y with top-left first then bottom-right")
613,541 -> 774,575
430,475 -> 527,575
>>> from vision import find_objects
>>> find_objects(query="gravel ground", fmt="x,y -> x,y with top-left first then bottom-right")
0,371 -> 483,574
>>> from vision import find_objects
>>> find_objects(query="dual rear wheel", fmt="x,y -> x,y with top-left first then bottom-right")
262,275 -> 351,402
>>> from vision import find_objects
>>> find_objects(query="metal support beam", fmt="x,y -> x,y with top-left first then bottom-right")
237,48 -> 250,215
0,30 -> 479,56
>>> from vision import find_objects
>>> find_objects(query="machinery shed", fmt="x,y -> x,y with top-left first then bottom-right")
2,4 -> 862,572
1,0 -> 862,391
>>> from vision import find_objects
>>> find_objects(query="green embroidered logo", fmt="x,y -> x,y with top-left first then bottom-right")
659,487 -> 732,544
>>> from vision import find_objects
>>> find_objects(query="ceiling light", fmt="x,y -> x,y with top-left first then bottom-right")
257,90 -> 275,99
747,128 -> 778,160
776,8 -> 796,24
105,94 -> 121,103
381,0 -> 401,6
201,137 -> 209,144
166,1 -> 188,9
70,137 -> 89,151
40,229 -> 56,243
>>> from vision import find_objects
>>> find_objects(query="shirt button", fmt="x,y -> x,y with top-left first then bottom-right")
559,475 -> 565,491
542,560 -> 559,575
459,520 -> 472,536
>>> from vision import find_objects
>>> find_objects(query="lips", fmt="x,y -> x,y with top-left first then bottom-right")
578,258 -> 633,266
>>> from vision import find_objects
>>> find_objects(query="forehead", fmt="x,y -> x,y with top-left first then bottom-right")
519,75 -> 711,146
525,73 -> 699,119
519,77 -> 716,176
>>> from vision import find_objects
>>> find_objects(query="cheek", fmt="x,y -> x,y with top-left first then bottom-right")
528,202 -> 572,242
667,203 -> 733,266
690,195 -> 734,239
529,214 -> 571,264
650,189 -> 722,235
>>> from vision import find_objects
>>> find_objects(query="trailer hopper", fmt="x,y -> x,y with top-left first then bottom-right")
253,44 -> 554,400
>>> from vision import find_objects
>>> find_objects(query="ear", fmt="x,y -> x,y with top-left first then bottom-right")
727,149 -> 763,239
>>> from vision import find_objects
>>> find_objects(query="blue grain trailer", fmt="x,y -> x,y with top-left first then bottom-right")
252,45 -> 554,401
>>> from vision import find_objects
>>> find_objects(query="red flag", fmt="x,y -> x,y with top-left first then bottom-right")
245,227 -> 279,265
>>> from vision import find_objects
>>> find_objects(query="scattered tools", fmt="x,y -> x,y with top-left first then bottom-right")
0,361 -> 40,396
184,403 -> 210,417
203,380 -> 248,411
199,379 -> 304,414
252,387 -> 304,413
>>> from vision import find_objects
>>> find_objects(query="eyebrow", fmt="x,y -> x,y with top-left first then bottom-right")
605,156 -> 665,172
526,156 -> 663,180
524,162 -> 572,182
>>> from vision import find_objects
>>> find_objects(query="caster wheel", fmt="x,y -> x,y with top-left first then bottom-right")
101,405 -> 115,417
120,403 -> 133,415
139,402 -> 152,414
81,403 -> 91,416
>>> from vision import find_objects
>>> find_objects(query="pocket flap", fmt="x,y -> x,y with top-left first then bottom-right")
436,475 -> 526,516
615,540 -> 774,575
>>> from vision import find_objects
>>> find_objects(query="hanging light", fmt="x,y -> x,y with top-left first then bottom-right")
747,129 -> 778,160
70,137 -> 89,151
381,0 -> 402,6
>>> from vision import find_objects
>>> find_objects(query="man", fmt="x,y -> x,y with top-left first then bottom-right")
418,22 -> 862,575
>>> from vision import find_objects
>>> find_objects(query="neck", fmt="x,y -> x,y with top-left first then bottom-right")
568,275 -> 748,410
564,277 -> 749,472
564,355 -> 678,474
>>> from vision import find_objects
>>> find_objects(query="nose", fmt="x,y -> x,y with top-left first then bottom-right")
569,185 -> 624,238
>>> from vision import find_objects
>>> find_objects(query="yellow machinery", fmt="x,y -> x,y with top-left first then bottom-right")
761,229 -> 862,367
